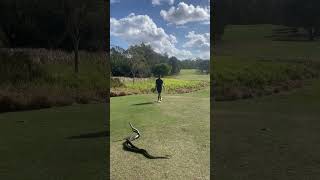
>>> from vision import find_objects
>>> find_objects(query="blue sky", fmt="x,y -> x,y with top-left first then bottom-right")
110,0 -> 210,60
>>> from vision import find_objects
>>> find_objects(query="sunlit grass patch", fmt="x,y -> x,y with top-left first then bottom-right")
126,78 -> 207,92
111,69 -> 209,96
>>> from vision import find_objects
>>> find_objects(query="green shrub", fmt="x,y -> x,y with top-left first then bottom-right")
152,63 -> 171,77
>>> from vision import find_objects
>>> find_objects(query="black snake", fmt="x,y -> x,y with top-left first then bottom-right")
121,122 -> 171,159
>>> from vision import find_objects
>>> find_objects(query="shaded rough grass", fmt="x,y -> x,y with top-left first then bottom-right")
0,104 -> 107,180
0,49 -> 108,112
213,79 -> 320,179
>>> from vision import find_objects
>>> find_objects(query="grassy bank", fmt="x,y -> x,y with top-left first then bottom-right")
212,57 -> 319,100
213,24 -> 320,101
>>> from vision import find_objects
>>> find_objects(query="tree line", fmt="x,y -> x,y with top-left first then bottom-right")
213,0 -> 320,42
110,43 -> 209,78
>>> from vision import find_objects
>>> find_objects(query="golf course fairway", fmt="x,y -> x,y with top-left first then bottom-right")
110,72 -> 210,179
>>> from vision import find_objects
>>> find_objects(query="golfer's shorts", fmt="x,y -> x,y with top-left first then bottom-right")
157,88 -> 162,93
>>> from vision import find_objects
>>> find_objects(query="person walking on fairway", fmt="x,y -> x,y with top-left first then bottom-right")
155,75 -> 164,102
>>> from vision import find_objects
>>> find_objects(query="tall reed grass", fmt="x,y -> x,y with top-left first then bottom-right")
0,48 -> 108,112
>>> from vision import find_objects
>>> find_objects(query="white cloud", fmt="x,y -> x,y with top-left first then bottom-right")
152,0 -> 174,6
183,31 -> 210,59
110,0 -> 120,4
201,21 -> 210,25
160,2 -> 210,25
110,13 -> 192,60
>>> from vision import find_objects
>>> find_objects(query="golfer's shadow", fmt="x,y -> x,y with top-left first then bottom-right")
66,130 -> 109,139
132,102 -> 155,106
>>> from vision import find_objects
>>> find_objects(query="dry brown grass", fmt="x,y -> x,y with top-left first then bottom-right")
0,85 -> 107,112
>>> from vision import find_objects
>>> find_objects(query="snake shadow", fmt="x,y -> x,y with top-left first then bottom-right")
66,130 -> 109,139
132,102 -> 155,106
122,140 -> 170,159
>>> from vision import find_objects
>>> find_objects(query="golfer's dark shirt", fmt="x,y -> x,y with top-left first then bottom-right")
156,79 -> 163,92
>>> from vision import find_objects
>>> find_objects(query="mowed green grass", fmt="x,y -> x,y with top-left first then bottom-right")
0,104 -> 107,180
213,24 -> 320,179
172,69 -> 210,81
110,71 -> 210,180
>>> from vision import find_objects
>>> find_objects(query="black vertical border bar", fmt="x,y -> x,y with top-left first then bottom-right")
104,0 -> 110,179
210,0 -> 215,179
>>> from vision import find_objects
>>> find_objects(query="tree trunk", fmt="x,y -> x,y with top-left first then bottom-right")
132,74 -> 135,84
74,39 -> 80,73
308,27 -> 315,41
